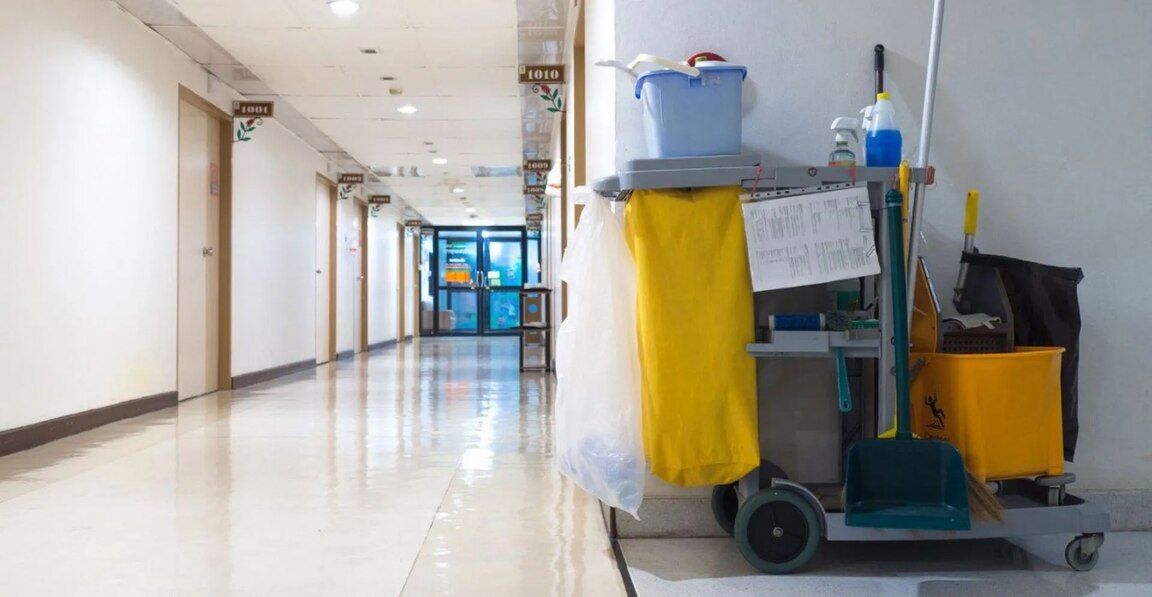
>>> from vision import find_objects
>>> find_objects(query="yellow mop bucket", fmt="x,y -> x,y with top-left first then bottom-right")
910,347 -> 1065,483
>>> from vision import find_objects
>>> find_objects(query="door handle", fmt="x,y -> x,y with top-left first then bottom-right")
202,247 -> 215,257
316,269 -> 323,274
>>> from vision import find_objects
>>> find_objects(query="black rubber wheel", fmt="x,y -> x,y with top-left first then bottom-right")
1065,536 -> 1100,571
710,460 -> 789,536
711,484 -> 739,536
734,489 -> 821,574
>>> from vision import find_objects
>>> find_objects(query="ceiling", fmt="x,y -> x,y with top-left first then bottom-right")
116,0 -> 571,226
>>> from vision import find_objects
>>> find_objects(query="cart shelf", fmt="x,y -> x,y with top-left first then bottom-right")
747,331 -> 880,359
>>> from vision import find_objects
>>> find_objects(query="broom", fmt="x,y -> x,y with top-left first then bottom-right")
968,473 -> 1004,522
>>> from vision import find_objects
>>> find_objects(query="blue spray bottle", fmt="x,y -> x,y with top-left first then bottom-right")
865,92 -> 902,167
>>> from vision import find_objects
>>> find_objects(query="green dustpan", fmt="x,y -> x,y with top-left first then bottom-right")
844,189 -> 970,531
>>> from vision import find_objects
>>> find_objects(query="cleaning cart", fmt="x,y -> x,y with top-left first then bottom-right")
592,156 -> 1110,574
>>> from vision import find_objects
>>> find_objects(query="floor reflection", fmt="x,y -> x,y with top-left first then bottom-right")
0,337 -> 624,596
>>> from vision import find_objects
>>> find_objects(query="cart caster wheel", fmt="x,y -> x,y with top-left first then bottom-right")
711,484 -> 739,536
711,460 -> 790,536
735,489 -> 821,574
1065,535 -> 1102,571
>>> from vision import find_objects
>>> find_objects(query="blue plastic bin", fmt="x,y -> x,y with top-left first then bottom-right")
634,62 -> 747,158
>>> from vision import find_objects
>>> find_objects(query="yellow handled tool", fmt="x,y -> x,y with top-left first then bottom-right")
963,188 -> 980,236
953,188 -> 980,305
899,161 -> 911,255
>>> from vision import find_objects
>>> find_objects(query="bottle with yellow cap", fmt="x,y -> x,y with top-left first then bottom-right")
865,92 -> 903,167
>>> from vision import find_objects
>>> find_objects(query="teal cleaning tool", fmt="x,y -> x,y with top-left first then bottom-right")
833,347 -> 852,413
844,189 -> 971,531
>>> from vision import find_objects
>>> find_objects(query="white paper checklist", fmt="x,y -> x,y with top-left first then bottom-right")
741,187 -> 880,292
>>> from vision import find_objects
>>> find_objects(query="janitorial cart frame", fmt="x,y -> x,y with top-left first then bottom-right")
593,155 -> 1110,574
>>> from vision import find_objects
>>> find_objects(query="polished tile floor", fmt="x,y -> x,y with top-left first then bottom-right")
0,338 -> 626,596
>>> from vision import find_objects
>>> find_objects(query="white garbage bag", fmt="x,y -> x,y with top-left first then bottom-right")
555,187 -> 645,518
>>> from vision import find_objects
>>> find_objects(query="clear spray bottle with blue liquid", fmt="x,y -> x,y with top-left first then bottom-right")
865,92 -> 902,167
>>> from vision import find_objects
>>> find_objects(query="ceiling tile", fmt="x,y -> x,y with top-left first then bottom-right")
402,0 -> 517,28
289,95 -> 521,120
308,28 -> 425,69
340,66 -> 441,96
282,0 -> 408,28
415,28 -> 518,67
250,65 -> 353,95
202,27 -> 337,66
432,67 -> 519,97
173,0 -> 304,28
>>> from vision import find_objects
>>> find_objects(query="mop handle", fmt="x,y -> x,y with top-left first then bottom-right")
905,0 -> 946,319
874,44 -> 885,95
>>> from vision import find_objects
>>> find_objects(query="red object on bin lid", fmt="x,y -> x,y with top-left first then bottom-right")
686,52 -> 727,66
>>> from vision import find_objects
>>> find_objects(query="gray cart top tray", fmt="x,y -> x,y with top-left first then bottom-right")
592,155 -> 931,193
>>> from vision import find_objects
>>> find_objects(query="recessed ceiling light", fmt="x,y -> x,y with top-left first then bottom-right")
329,0 -> 361,16
465,207 -> 477,213
432,158 -> 448,165
451,187 -> 465,194
396,104 -> 418,115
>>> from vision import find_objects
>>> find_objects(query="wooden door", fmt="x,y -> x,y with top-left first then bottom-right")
177,99 -> 221,399
315,178 -> 335,363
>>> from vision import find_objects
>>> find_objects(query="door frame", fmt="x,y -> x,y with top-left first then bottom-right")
177,85 -> 232,391
428,226 -> 527,336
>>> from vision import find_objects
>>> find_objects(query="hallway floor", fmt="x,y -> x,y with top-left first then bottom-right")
0,338 -> 626,596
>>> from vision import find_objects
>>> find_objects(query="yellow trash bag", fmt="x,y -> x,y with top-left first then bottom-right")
625,187 -> 759,487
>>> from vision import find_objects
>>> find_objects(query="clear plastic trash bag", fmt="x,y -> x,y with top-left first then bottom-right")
555,187 -> 645,518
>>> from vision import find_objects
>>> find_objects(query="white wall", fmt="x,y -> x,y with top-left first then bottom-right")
230,120 -> 328,376
605,0 -> 1152,492
335,194 -> 361,354
0,0 -> 334,430
367,207 -> 401,345
583,0 -> 616,182
0,0 -> 207,429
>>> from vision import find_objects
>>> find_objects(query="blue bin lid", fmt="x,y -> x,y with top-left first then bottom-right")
634,63 -> 747,99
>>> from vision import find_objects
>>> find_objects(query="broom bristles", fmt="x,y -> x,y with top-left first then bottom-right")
967,471 -> 1005,522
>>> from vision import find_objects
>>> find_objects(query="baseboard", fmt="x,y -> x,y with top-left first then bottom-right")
0,391 -> 177,457
335,350 -> 355,361
366,338 -> 398,352
612,496 -> 724,539
231,359 -> 316,389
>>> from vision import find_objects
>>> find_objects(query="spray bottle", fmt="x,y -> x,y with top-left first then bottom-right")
828,117 -> 860,167
865,92 -> 903,167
